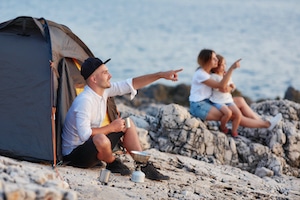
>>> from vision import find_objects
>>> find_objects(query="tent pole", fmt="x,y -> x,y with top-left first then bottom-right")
51,107 -> 57,167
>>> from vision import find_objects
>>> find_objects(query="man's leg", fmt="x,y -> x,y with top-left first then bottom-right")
122,119 -> 143,153
122,118 -> 170,181
105,132 -> 131,175
93,133 -> 115,163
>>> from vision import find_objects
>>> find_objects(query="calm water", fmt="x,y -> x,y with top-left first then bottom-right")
1,0 -> 299,100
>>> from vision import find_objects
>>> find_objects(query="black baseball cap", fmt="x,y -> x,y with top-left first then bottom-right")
81,57 -> 111,80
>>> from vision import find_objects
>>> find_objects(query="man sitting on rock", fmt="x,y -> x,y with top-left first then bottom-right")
62,57 -> 182,180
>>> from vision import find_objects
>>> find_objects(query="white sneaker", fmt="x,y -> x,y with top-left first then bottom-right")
268,113 -> 282,130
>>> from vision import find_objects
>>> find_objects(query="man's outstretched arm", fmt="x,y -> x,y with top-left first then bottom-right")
132,69 -> 183,90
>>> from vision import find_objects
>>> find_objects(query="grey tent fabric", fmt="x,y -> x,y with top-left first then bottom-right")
55,58 -> 86,162
0,16 -> 93,163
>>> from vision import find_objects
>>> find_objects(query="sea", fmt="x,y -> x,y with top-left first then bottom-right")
1,0 -> 299,101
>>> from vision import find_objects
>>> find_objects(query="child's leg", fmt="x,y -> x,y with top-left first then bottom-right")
219,105 -> 232,133
229,104 -> 242,135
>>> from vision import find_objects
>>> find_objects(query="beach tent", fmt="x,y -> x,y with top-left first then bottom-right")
0,16 -> 94,165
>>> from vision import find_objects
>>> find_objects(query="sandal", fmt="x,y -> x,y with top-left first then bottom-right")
231,131 -> 238,138
219,126 -> 229,134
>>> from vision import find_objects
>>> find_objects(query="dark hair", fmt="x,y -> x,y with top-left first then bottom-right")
197,49 -> 215,68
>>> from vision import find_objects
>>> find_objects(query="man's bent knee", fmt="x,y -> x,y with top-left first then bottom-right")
92,134 -> 111,149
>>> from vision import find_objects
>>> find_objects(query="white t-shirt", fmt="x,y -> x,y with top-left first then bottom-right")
62,78 -> 137,156
189,68 -> 212,102
209,73 -> 234,104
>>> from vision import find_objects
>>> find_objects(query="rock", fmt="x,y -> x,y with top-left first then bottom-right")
135,83 -> 191,107
284,86 -> 300,103
118,99 -> 300,179
136,127 -> 151,150
0,156 -> 76,200
255,167 -> 274,178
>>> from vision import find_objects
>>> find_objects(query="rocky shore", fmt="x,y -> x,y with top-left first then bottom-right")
0,85 -> 300,199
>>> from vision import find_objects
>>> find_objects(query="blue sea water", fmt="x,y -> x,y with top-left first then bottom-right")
1,0 -> 299,100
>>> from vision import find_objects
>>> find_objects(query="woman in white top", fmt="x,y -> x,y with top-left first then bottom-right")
189,49 -> 282,132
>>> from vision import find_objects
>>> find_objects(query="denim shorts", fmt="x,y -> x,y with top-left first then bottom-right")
189,99 -> 213,120
211,102 -> 234,110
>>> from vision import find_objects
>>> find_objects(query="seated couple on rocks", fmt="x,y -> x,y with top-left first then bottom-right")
189,49 -> 282,137
61,57 -> 183,181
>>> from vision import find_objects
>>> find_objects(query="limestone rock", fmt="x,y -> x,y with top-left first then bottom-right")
255,167 -> 274,178
118,99 -> 300,178
0,156 -> 77,200
284,86 -> 300,103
